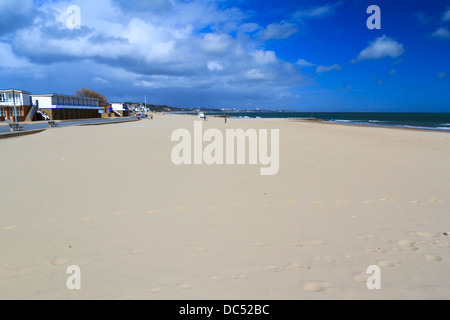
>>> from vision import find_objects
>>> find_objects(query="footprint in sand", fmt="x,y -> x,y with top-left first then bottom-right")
206,206 -> 219,211
129,248 -> 145,255
357,234 -> 378,241
290,263 -> 303,269
113,211 -> 128,216
51,258 -> 69,266
263,204 -> 271,207
174,206 -> 188,211
191,246 -> 207,252
378,260 -> 399,268
313,257 -> 335,265
2,225 -> 18,231
426,254 -> 442,262
180,284 -> 193,290
285,200 -> 298,204
145,210 -> 161,215
365,248 -> 385,253
379,198 -> 394,202
363,200 -> 375,204
334,200 -> 349,204
296,240 -> 327,248
210,276 -> 223,281
392,240 -> 418,251
426,239 -> 448,247
397,240 -> 416,248
410,200 -> 425,205
78,217 -> 91,222
373,224 -> 393,230
263,265 -> 281,273
231,274 -> 248,280
149,287 -> 163,294
313,201 -> 322,205
302,282 -> 332,292
252,242 -> 268,247
354,272 -> 370,283
409,231 -> 440,238
427,199 -> 442,203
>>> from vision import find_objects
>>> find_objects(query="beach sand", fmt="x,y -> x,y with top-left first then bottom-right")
0,114 -> 449,300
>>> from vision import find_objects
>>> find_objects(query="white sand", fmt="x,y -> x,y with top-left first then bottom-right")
0,114 -> 449,300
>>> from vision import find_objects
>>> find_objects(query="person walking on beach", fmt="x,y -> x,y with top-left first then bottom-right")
224,115 -> 227,124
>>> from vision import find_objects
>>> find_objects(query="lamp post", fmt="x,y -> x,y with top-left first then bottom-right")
13,89 -> 17,123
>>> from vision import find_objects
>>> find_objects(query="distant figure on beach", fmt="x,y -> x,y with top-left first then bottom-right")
224,115 -> 227,124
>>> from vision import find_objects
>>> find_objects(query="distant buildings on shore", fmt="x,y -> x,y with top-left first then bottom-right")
0,88 -> 155,123
0,89 -> 32,122
1,89 -> 101,122
31,94 -> 101,121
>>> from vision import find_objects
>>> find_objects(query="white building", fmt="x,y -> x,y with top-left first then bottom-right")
111,103 -> 128,111
0,89 -> 32,122
31,94 -> 102,120
109,102 -> 131,117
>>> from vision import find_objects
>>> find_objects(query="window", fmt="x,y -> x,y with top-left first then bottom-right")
0,107 -> 5,117
0,94 -> 4,102
10,107 -> 21,116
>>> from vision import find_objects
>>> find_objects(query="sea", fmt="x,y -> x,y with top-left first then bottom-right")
199,111 -> 450,132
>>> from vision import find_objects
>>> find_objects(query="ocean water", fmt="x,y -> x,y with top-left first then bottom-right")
202,111 -> 450,132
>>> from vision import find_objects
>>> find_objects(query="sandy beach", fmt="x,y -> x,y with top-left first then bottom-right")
0,114 -> 449,300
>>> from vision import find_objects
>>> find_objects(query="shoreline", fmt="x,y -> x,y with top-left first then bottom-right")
203,114 -> 450,134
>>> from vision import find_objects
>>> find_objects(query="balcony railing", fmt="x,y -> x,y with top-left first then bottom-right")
0,99 -> 24,106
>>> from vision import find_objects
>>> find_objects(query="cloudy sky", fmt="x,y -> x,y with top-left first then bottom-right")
1,0 -> 449,111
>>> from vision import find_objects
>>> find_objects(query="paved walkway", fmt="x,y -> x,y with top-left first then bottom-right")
0,117 -> 139,136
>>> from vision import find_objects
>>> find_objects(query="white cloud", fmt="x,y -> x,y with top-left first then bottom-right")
201,33 -> 233,53
92,77 -> 109,84
245,69 -> 265,80
3,0 -> 307,108
0,42 -> 35,69
296,59 -> 315,67
354,36 -> 405,62
294,1 -> 343,20
414,12 -> 431,26
260,22 -> 298,40
316,64 -> 342,73
443,8 -> 450,22
294,3 -> 340,19
251,50 -> 277,65
0,0 -> 35,36
239,23 -> 261,33
431,27 -> 450,39
207,61 -> 224,71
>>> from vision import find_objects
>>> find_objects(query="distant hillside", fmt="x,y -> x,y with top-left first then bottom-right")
122,103 -> 223,113
147,105 -> 193,112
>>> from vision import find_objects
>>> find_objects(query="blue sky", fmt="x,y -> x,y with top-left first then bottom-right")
1,0 -> 449,112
